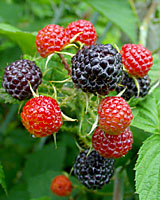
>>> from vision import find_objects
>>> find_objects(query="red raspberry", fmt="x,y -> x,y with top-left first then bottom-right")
21,96 -> 62,137
66,20 -> 97,46
35,24 -> 70,57
50,175 -> 72,196
98,96 -> 133,135
121,44 -> 153,78
92,127 -> 133,158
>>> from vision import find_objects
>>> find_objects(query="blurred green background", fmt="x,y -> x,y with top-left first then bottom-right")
0,0 -> 160,199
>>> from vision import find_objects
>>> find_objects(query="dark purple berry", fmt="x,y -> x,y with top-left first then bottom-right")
71,44 -> 123,96
73,149 -> 114,190
116,71 -> 150,100
2,59 -> 42,100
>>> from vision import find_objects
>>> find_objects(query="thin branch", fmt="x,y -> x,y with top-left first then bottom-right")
58,54 -> 72,76
113,168 -> 124,200
139,2 -> 158,45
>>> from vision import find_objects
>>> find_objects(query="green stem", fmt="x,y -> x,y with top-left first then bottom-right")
69,32 -> 83,43
45,53 -> 55,70
139,2 -> 158,45
148,80 -> 160,95
86,115 -> 98,136
73,184 -> 112,196
132,76 -> 140,97
63,43 -> 79,49
116,87 -> 127,97
50,77 -> 71,83
113,168 -> 125,200
78,98 -> 86,135
61,111 -> 78,122
53,133 -> 57,149
56,51 -> 75,57
34,137 -> 48,151
43,67 -> 53,77
151,47 -> 160,54
128,0 -> 140,28
28,81 -> 39,97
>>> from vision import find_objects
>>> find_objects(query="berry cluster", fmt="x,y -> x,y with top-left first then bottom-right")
35,20 -> 97,58
2,19 -> 154,194
2,19 -> 97,139
92,96 -> 133,159
117,44 -> 152,100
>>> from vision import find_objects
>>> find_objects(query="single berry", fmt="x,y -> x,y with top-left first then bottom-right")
116,71 -> 150,100
50,175 -> 72,196
98,96 -> 133,135
2,59 -> 42,101
73,149 -> 114,190
92,127 -> 133,158
66,19 -> 97,46
35,24 -> 70,57
21,96 -> 62,137
121,44 -> 153,78
72,44 -> 123,95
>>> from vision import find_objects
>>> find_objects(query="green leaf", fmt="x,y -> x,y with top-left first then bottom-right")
0,162 -> 7,195
1,128 -> 36,153
0,148 -> 23,189
130,126 -> 151,148
0,88 -> 19,104
31,197 -> 51,200
126,154 -> 137,190
0,2 -> 22,25
135,134 -> 160,200
0,0 -> 24,24
23,144 -> 66,180
131,87 -> 160,134
0,23 -> 37,55
0,183 -> 29,200
148,54 -> 160,84
85,0 -> 138,42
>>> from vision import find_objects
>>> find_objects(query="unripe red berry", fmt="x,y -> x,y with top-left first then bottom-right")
121,44 -> 153,78
36,24 -> 70,57
50,175 -> 72,196
98,96 -> 133,135
66,19 -> 97,46
21,96 -> 62,137
92,127 -> 133,158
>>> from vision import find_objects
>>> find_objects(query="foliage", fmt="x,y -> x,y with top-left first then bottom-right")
0,162 -> 7,195
0,0 -> 160,200
135,134 -> 160,200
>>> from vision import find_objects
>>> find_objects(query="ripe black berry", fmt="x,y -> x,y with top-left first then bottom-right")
71,44 -> 123,95
116,71 -> 150,100
73,149 -> 114,190
2,59 -> 42,100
